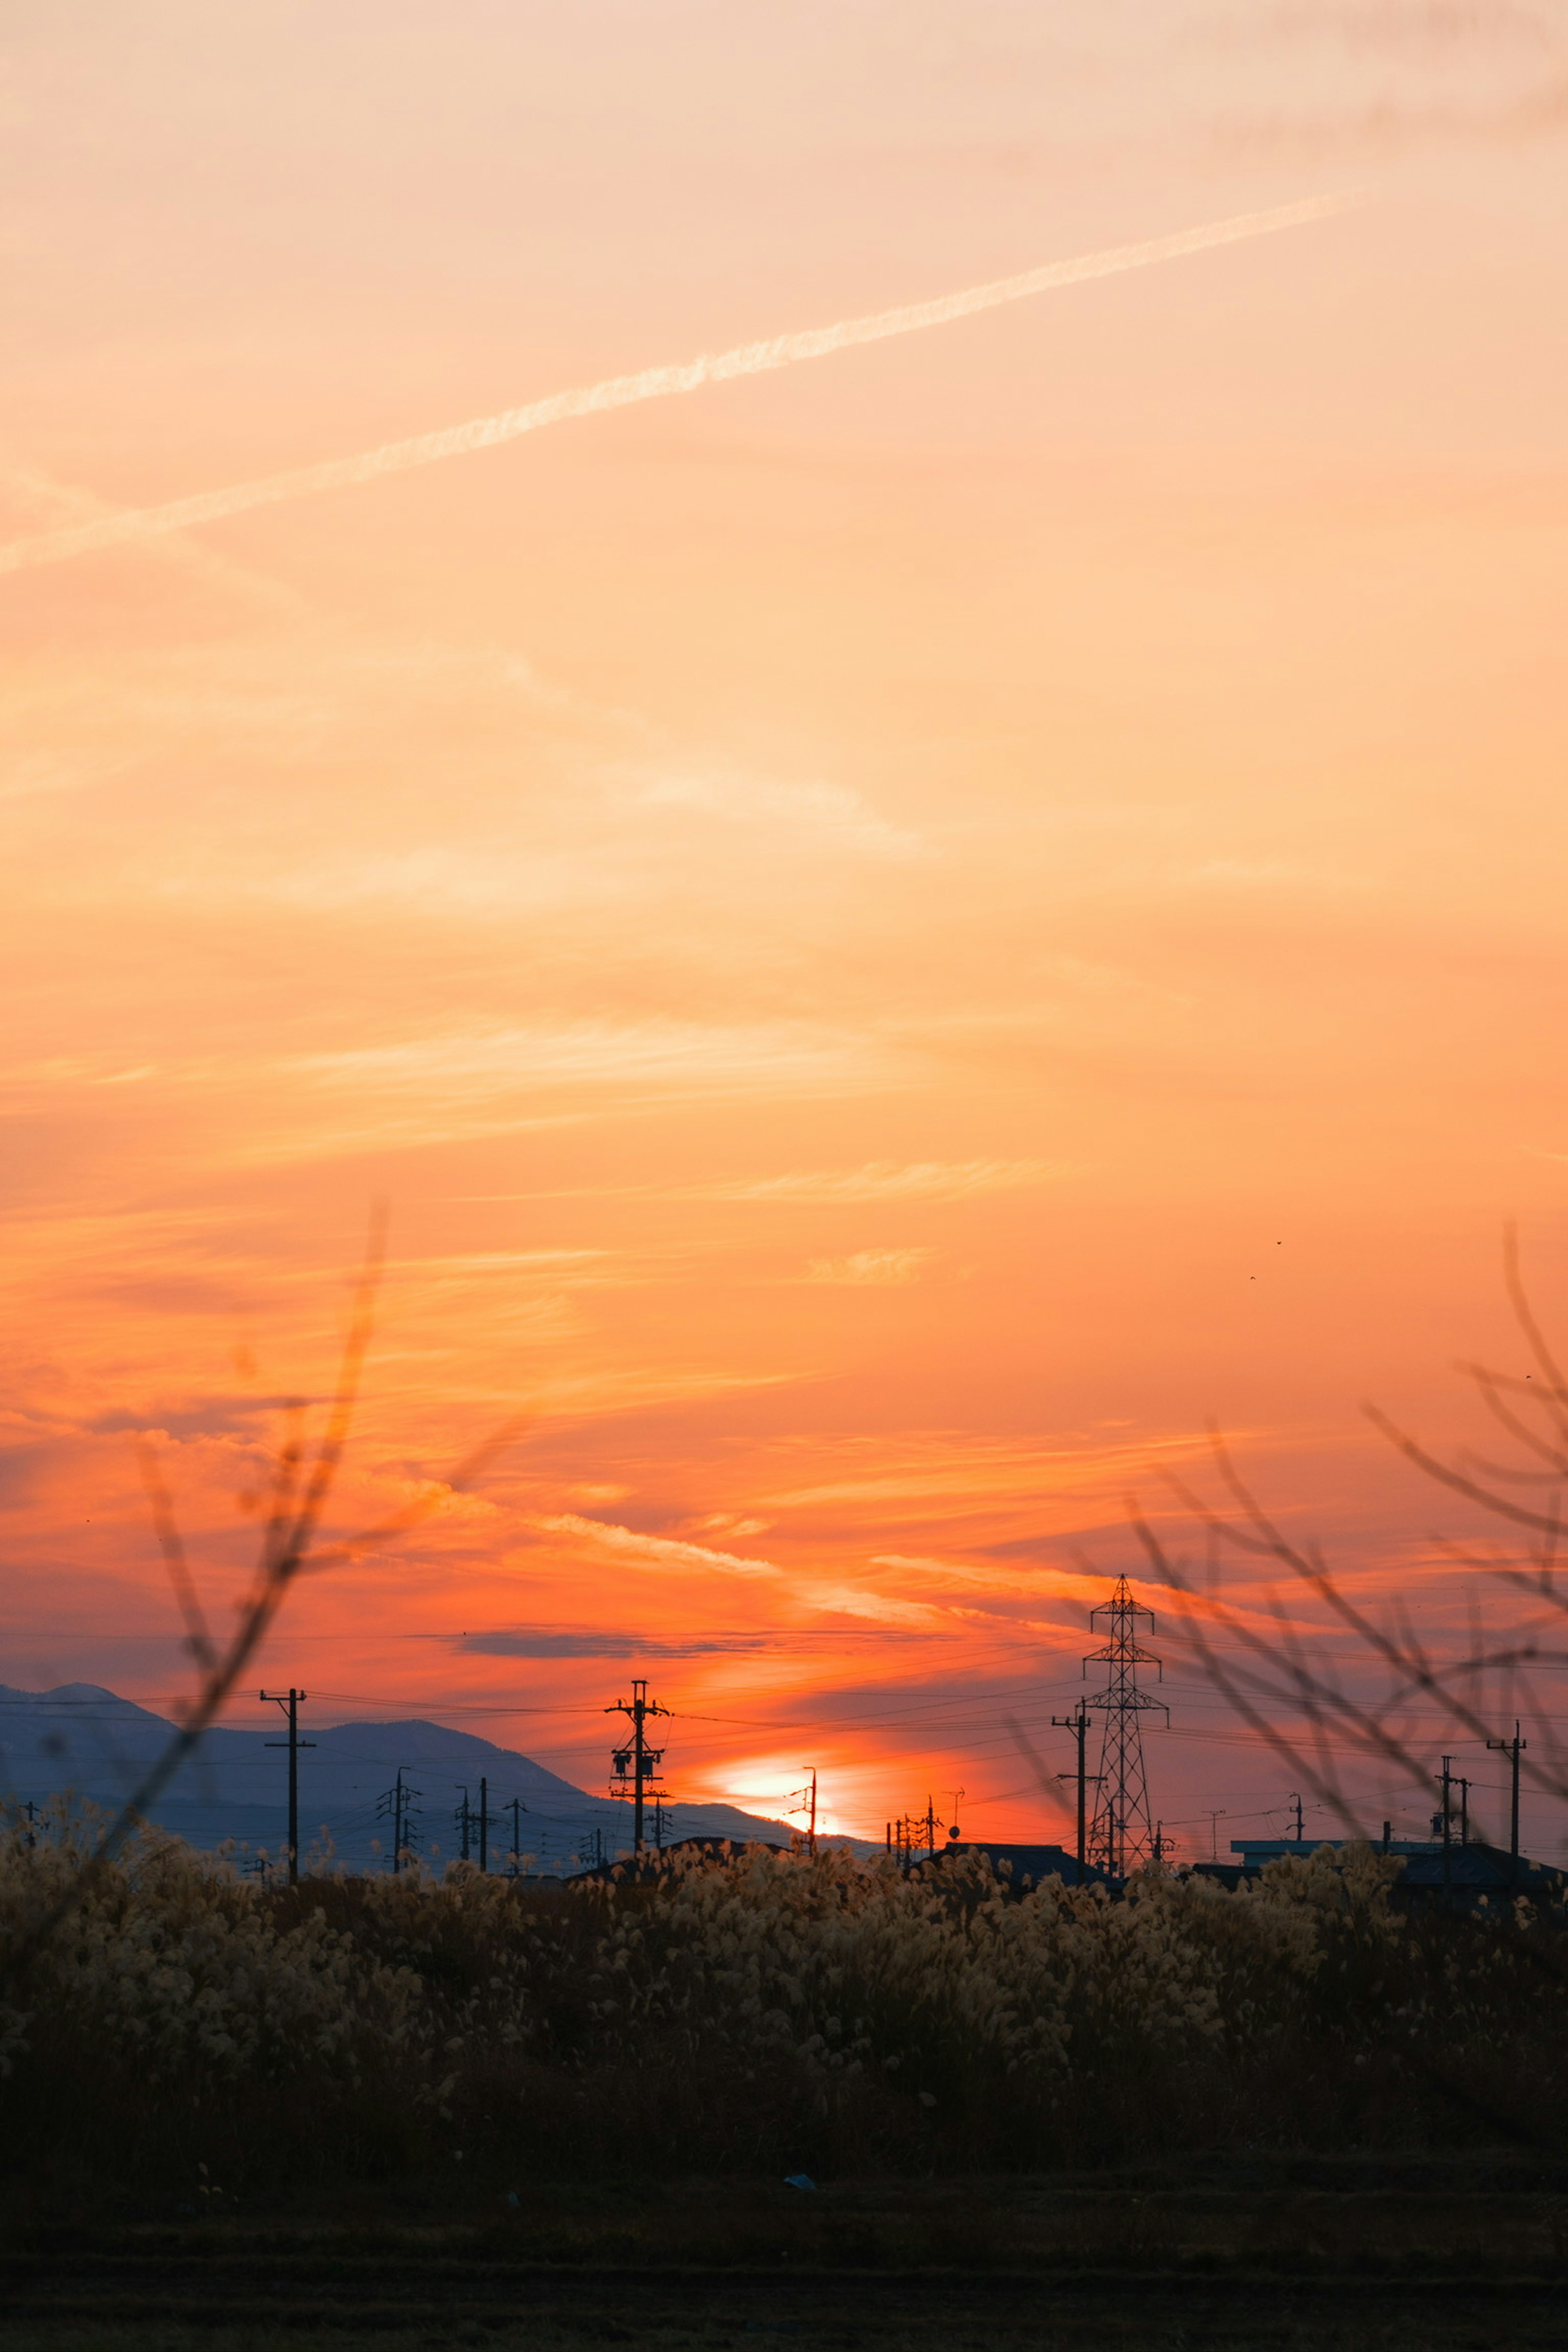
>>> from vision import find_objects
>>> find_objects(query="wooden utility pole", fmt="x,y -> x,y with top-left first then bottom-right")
260,1688 -> 314,1885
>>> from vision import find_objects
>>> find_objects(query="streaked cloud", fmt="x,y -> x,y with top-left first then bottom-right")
459,1629 -> 764,1658
673,1159 -> 1060,1205
799,1584 -> 953,1630
530,1515 -> 783,1580
637,773 -> 920,860
804,1248 -> 934,1287
287,1022 -> 877,1100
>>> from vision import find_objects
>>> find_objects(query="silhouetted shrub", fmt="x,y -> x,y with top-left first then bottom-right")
2,1811 -> 1563,2195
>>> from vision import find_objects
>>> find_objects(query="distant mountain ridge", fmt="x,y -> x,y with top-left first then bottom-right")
0,1682 -> 810,1871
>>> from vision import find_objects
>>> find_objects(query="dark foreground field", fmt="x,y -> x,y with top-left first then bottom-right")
7,1831 -> 1568,2344
2,2160 -> 1566,2352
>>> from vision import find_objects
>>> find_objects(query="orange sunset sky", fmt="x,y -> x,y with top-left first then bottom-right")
6,3 -> 1568,1858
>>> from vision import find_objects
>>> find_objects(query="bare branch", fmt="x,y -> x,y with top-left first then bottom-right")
3,1208 -> 524,1977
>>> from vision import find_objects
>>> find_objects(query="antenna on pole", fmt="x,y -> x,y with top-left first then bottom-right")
1082,1577 -> 1168,1877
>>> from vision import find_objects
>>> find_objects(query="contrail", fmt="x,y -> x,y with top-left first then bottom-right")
0,193 -> 1352,577
1,461 -> 305,612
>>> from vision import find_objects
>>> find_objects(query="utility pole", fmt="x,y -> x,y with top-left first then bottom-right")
1434,1757 -> 1454,1889
1487,1722 -> 1527,1883
260,1689 -> 315,1886
1083,1577 -> 1169,1877
788,1768 -> 819,1855
477,1776 -> 489,1873
1288,1791 -> 1305,1842
1456,1773 -> 1470,1849
455,1785 -> 472,1862
507,1796 -> 526,1876
1204,1809 -> 1226,1863
1051,1700 -> 1100,1883
606,1679 -> 669,1854
377,1767 -> 421,1873
923,1795 -> 938,1862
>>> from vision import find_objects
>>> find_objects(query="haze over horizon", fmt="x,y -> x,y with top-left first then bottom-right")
6,4 -> 1568,1858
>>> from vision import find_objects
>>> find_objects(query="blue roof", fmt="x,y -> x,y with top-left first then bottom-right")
1229,1838 -> 1564,1893
946,1842 -> 1108,1886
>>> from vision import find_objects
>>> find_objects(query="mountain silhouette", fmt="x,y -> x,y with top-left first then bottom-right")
0,1682 -> 807,1871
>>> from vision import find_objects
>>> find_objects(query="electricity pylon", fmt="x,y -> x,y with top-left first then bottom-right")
1083,1577 -> 1167,1876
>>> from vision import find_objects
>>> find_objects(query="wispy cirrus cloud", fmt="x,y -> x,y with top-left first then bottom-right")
804,1248 -> 933,1287
675,1158 -> 1061,1204
871,1552 -> 1101,1601
460,1160 -> 1067,1208
1203,0 -> 1568,161
637,773 -> 920,860
799,1584 -> 953,1630
530,1514 -> 783,1579
287,1020 -> 878,1100
459,1628 -> 764,1657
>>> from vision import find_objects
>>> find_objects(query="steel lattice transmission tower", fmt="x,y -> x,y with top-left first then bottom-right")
1083,1577 -> 1168,1875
